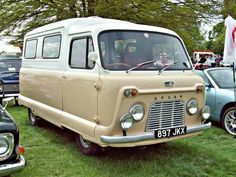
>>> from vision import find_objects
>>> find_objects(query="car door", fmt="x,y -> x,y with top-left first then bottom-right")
61,35 -> 98,137
203,72 -> 216,118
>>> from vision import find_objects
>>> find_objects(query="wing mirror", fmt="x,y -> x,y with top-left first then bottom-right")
88,52 -> 98,63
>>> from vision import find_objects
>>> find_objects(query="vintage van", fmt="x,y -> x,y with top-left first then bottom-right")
19,17 -> 211,155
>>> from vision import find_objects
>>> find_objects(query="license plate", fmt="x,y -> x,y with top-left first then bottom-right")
154,126 -> 187,139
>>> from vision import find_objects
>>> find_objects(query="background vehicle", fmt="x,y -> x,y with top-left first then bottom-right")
197,68 -> 236,135
0,55 -> 21,104
0,97 -> 25,176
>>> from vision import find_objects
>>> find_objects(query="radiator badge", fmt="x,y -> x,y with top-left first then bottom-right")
164,81 -> 174,87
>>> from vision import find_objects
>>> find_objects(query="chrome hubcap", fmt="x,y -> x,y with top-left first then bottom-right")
224,110 -> 236,135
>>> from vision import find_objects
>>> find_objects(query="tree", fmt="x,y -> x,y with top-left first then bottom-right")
0,0 -> 223,53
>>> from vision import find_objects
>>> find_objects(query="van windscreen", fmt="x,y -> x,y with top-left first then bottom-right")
98,31 -> 192,71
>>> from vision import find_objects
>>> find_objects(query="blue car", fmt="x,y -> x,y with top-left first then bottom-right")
197,68 -> 236,135
0,56 -> 21,104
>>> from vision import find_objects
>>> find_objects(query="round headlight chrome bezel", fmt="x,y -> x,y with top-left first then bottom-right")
0,133 -> 14,161
130,104 -> 145,122
0,138 -> 9,155
187,99 -> 199,115
202,105 -> 211,121
120,114 -> 134,131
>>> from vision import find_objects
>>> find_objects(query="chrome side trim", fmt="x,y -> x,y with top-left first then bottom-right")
0,155 -> 26,176
101,122 -> 211,143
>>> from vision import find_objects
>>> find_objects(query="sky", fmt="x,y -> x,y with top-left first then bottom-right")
0,37 -> 21,53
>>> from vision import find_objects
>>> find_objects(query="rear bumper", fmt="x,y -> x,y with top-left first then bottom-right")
0,155 -> 26,176
101,122 -> 211,143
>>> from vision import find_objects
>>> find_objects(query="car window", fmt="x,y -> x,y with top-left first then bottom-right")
42,35 -> 61,59
208,69 -> 235,88
70,37 -> 95,69
0,60 -> 21,72
25,39 -> 37,59
98,30 -> 192,71
196,70 -> 210,85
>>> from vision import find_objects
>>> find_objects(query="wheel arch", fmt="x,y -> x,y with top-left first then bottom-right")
220,102 -> 236,122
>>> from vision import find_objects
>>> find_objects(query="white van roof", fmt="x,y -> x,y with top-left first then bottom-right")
25,17 -> 178,37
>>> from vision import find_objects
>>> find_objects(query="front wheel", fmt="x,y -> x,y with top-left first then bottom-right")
76,134 -> 101,156
28,108 -> 40,126
222,107 -> 236,136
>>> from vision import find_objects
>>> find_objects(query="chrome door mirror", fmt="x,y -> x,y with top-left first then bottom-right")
88,52 -> 98,63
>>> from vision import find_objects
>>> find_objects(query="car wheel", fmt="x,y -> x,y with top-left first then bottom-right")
76,134 -> 101,156
28,108 -> 40,126
222,106 -> 236,136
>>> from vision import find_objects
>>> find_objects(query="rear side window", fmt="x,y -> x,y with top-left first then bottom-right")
24,39 -> 37,59
43,35 -> 61,59
70,37 -> 95,69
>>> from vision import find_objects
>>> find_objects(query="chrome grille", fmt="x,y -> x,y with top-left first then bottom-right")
146,100 -> 185,131
3,84 -> 19,92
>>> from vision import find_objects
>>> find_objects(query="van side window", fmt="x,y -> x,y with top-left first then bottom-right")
42,35 -> 61,59
25,39 -> 37,59
70,37 -> 95,69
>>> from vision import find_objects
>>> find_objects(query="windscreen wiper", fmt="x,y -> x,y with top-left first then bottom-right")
158,61 -> 178,74
126,59 -> 157,73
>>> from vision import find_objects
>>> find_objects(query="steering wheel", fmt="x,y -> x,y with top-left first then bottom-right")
105,63 -> 131,69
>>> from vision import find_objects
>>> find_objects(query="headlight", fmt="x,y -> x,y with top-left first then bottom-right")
0,133 -> 14,161
187,99 -> 198,115
120,114 -> 134,131
0,86 -> 3,92
0,139 -> 9,155
202,105 -> 211,121
130,104 -> 144,121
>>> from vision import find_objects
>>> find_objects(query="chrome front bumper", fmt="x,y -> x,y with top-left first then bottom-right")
0,93 -> 19,98
0,155 -> 26,176
101,122 -> 211,143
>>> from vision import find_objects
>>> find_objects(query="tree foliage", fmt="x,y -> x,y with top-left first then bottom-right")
0,0 -> 223,53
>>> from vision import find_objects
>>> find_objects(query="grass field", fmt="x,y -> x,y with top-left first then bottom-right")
7,106 -> 236,177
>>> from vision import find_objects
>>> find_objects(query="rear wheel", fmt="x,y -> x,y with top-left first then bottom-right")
222,106 -> 236,136
76,134 -> 101,156
28,108 -> 40,126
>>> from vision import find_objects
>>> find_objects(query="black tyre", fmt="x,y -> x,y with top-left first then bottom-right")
222,106 -> 236,136
14,97 -> 19,106
28,108 -> 40,126
76,134 -> 101,156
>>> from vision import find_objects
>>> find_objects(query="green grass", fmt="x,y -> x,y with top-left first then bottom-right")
7,106 -> 236,177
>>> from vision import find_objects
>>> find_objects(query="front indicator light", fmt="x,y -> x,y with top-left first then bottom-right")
130,104 -> 144,121
187,99 -> 198,115
120,114 -> 134,131
202,105 -> 211,121
196,85 -> 204,93
124,89 -> 138,97
16,145 -> 25,155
